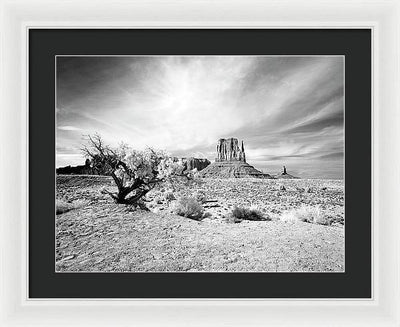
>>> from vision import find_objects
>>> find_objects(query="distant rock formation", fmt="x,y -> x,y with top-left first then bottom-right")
58,157 -> 210,176
199,161 -> 268,178
56,159 -> 96,175
274,166 -> 299,179
200,138 -> 271,178
216,138 -> 246,162
181,157 -> 210,172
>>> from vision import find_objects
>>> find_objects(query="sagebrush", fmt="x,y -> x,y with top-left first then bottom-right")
231,206 -> 268,221
172,196 -> 204,220
280,205 -> 330,225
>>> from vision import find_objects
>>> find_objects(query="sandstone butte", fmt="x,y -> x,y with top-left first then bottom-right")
199,138 -> 272,179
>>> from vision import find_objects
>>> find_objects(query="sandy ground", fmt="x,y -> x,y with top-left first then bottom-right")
56,175 -> 344,272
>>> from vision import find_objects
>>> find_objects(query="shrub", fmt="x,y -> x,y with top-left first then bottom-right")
280,205 -> 330,225
172,196 -> 204,220
231,206 -> 268,221
279,210 -> 299,223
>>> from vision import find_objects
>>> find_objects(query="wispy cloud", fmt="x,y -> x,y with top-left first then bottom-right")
58,125 -> 82,131
56,56 -> 344,178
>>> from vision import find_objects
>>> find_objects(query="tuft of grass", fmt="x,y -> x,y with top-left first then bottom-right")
172,196 -> 205,220
280,205 -> 330,225
231,206 -> 269,221
56,199 -> 84,215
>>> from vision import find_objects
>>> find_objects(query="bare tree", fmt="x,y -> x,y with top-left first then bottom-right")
81,134 -> 183,205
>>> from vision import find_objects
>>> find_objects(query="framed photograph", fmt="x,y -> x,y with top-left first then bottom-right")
37,30 -> 365,298
55,53 -> 347,276
1,0 -> 399,326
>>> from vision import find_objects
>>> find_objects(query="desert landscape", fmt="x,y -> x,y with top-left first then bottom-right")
56,56 -> 345,273
56,143 -> 344,273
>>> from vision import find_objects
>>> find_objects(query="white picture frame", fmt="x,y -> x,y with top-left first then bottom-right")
1,0 -> 399,326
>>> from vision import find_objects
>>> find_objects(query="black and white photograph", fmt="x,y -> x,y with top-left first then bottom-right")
56,55 -> 344,273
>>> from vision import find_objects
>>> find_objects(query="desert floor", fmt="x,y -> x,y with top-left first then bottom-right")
56,175 -> 344,272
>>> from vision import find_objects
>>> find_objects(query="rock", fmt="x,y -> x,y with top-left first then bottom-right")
274,166 -> 300,179
216,138 -> 246,162
182,157 -> 211,172
56,159 -> 96,175
199,161 -> 267,178
199,137 -> 268,179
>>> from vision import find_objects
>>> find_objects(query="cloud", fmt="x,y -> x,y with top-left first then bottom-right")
56,56 -> 344,179
58,125 -> 82,131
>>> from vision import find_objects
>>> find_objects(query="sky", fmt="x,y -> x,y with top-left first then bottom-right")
56,56 -> 344,179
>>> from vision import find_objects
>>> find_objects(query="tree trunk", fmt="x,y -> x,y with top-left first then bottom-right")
105,175 -> 156,205
118,188 -> 150,205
